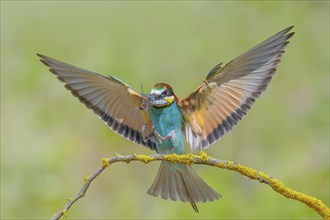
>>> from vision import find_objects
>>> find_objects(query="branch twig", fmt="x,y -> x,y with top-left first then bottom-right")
51,152 -> 330,220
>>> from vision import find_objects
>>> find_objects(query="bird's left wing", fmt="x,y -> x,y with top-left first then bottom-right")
38,54 -> 156,151
178,26 -> 294,151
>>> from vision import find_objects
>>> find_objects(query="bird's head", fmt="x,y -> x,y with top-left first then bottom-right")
148,83 -> 178,108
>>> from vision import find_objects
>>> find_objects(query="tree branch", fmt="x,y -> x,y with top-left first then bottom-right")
51,152 -> 330,220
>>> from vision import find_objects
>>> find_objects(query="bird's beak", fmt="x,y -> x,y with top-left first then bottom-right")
148,93 -> 169,107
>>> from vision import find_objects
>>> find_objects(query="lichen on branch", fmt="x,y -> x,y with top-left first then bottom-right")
51,152 -> 330,220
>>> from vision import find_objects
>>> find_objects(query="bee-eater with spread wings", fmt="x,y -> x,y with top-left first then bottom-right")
38,26 -> 294,212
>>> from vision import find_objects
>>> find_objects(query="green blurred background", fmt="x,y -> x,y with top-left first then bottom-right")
1,1 -> 329,219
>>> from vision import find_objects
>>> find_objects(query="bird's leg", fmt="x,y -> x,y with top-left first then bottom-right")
142,124 -> 156,142
142,124 -> 176,144
153,128 -> 176,144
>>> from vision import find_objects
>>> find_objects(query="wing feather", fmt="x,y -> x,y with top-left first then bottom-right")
179,27 -> 294,151
38,54 -> 156,151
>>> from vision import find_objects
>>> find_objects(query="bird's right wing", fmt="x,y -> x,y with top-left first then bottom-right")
38,54 -> 157,151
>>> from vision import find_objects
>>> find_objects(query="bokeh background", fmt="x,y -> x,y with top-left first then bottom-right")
1,1 -> 329,219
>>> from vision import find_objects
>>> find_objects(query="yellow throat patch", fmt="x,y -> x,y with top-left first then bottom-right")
164,96 -> 175,105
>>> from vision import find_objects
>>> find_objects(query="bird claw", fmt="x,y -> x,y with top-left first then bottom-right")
152,130 -> 167,144
153,128 -> 175,144
142,124 -> 175,144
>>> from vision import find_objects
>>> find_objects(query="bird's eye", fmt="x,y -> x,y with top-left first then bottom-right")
162,90 -> 170,96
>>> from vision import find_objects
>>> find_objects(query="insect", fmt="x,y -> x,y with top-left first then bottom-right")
38,26 -> 294,212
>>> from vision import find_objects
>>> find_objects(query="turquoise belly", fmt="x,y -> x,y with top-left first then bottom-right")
150,103 -> 184,154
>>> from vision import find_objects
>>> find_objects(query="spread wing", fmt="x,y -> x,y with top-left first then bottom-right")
178,26 -> 294,151
38,54 -> 157,151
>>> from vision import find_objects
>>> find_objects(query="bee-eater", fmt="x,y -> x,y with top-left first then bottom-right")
38,26 -> 294,212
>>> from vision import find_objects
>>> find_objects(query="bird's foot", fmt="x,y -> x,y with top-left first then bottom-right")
142,125 -> 176,144
153,128 -> 176,144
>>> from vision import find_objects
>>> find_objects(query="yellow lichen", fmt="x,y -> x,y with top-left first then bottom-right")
67,197 -> 73,202
51,152 -> 330,219
164,153 -> 194,165
267,178 -> 330,219
197,151 -> 211,161
236,165 -> 260,180
61,209 -> 67,217
102,158 -> 111,168
258,171 -> 269,180
214,159 -> 330,219
136,155 -> 153,164
113,152 -> 122,157
221,161 -> 236,169
84,176 -> 90,183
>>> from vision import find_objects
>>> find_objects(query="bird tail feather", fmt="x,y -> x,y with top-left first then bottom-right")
147,161 -> 221,212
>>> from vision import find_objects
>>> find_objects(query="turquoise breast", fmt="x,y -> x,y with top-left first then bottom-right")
150,102 -> 184,154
